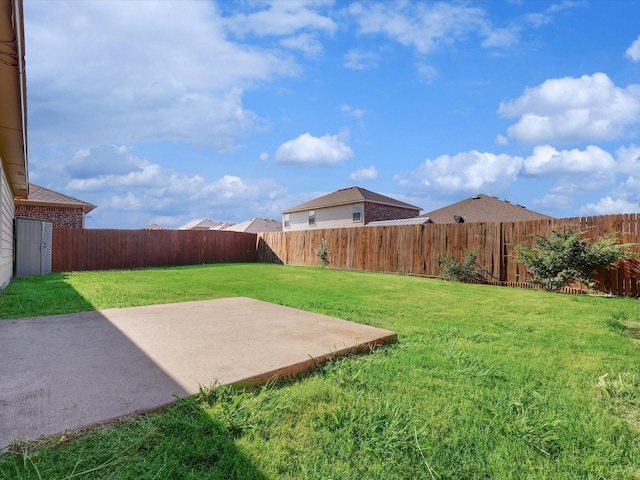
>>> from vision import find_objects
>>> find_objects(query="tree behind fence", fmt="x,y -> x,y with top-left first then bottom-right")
52,228 -> 258,272
257,213 -> 640,298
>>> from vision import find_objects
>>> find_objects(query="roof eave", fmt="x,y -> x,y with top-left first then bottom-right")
283,199 -> 421,214
0,0 -> 28,199
15,198 -> 97,213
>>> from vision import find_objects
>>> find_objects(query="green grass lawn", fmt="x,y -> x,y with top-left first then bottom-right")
1,264 -> 639,479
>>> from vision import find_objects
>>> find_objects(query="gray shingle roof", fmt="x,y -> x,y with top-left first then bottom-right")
223,218 -> 282,233
16,183 -> 97,213
179,219 -> 236,230
421,194 -> 553,224
282,186 -> 421,214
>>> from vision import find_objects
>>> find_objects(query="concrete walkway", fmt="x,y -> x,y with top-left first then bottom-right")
0,297 -> 396,448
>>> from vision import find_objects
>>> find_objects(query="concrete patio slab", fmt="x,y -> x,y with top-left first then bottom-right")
0,297 -> 396,448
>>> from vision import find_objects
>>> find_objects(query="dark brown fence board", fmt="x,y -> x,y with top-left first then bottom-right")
52,229 -> 258,272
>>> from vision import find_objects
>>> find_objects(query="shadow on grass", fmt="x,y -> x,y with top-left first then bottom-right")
0,273 -> 270,478
0,273 -> 96,319
0,395 -> 269,479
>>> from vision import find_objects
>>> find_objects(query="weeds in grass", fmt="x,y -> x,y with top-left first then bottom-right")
0,448 -> 126,480
1,265 -> 640,478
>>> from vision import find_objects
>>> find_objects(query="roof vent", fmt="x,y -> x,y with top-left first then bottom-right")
454,215 -> 465,223
472,195 -> 480,200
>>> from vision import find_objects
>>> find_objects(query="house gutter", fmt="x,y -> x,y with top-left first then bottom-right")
0,0 -> 28,198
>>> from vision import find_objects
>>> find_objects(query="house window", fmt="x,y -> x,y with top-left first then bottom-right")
284,214 -> 290,228
309,210 -> 316,226
353,204 -> 362,222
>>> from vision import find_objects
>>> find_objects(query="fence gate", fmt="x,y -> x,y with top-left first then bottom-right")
15,217 -> 53,277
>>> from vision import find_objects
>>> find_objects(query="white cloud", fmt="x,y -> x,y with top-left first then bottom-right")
625,34 -> 640,62
498,73 -> 640,144
580,196 -> 640,216
415,62 -> 439,84
280,33 -> 323,57
223,1 -> 337,37
350,166 -> 378,182
495,134 -> 509,146
415,150 -> 523,194
105,192 -> 142,211
341,104 -> 365,119
25,1 -> 298,149
523,145 -> 618,194
343,49 -> 379,70
589,176 -> 640,215
57,144 -> 289,228
616,144 -> 640,174
66,145 -> 144,178
349,2 -> 512,54
409,143 -> 630,198
523,145 -> 616,175
481,25 -> 520,49
533,194 -> 573,211
274,133 -> 354,166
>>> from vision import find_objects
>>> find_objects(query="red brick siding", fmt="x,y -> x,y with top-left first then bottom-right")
363,202 -> 419,224
15,205 -> 85,228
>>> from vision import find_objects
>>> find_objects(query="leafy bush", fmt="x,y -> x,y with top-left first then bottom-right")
315,239 -> 330,268
439,247 -> 486,283
515,229 -> 639,292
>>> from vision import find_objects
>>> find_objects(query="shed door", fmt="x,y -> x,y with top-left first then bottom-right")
15,218 -> 43,276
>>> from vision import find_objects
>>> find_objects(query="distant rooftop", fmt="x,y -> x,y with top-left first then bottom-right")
421,194 -> 553,224
179,219 -> 236,230
367,217 -> 433,227
282,186 -> 421,214
143,223 -> 168,230
223,218 -> 282,233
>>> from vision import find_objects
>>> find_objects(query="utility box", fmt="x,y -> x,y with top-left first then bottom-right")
15,217 -> 53,277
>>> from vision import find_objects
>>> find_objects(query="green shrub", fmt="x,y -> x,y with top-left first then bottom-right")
438,247 -> 486,283
515,229 -> 639,292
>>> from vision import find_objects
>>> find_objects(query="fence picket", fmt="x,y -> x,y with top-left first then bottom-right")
51,214 -> 640,298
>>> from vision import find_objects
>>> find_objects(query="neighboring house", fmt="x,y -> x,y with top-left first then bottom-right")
421,194 -> 554,224
14,183 -> 97,228
0,0 -> 28,289
223,218 -> 282,233
282,186 -> 421,231
179,219 -> 236,230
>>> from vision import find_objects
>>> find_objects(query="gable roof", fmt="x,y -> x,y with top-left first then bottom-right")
421,194 -> 553,224
15,183 -> 97,213
143,223 -> 168,230
179,219 -> 236,230
223,218 -> 282,233
282,186 -> 421,214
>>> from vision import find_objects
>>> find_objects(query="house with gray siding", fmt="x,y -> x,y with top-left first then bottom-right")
282,186 -> 421,231
0,0 -> 28,289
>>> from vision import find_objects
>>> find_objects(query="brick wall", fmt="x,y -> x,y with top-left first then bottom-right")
15,205 -> 85,228
363,202 -> 419,224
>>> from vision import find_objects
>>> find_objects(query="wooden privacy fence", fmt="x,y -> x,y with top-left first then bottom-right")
257,214 -> 640,298
51,214 -> 640,297
52,228 -> 258,272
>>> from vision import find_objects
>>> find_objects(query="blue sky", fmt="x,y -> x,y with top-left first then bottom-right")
24,0 -> 640,228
